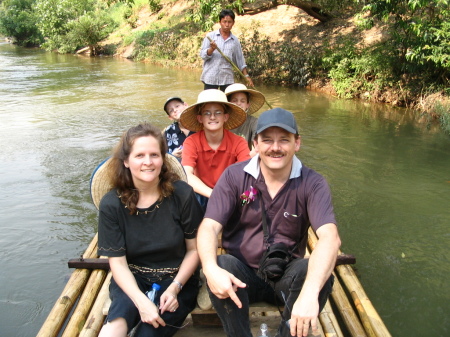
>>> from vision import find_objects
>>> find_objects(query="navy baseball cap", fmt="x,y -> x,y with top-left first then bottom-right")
163,97 -> 184,114
256,108 -> 298,134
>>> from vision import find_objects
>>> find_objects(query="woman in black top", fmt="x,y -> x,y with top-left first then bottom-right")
98,123 -> 203,337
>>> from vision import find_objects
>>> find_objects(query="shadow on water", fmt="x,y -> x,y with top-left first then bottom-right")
0,42 -> 449,336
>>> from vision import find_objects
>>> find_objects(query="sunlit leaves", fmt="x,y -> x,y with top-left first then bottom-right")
186,0 -> 254,31
0,0 -> 42,46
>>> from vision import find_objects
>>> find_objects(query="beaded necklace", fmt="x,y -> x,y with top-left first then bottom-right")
135,199 -> 164,215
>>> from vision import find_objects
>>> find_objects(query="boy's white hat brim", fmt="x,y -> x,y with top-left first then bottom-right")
180,89 -> 247,132
224,83 -> 266,115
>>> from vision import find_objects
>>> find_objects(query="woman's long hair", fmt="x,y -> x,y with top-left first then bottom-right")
108,123 -> 179,214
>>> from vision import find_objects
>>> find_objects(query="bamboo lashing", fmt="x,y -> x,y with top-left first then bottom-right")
206,36 -> 273,109
36,234 -> 99,337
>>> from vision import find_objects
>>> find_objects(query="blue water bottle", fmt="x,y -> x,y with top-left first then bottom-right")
146,283 -> 161,304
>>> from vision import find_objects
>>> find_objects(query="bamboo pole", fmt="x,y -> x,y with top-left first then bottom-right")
79,272 -> 112,337
322,300 -> 344,337
306,241 -> 366,337
62,268 -> 107,337
206,36 -> 273,109
36,234 -> 99,337
336,264 -> 391,337
318,301 -> 338,337
330,272 -> 367,337
350,291 -> 377,337
305,247 -> 339,337
308,228 -> 392,337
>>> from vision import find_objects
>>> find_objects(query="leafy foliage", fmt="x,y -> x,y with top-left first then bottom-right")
64,12 -> 116,54
34,0 -> 97,51
358,0 -> 449,87
186,0 -> 254,31
0,0 -> 42,46
148,0 -> 162,13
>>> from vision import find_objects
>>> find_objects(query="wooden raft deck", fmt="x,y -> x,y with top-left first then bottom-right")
37,229 -> 391,337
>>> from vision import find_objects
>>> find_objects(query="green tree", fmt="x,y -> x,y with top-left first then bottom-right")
359,0 -> 449,88
186,0 -> 335,31
0,0 -> 43,46
34,0 -> 97,51
64,11 -> 116,54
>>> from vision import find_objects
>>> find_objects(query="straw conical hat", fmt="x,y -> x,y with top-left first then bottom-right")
224,83 -> 266,115
180,89 -> 246,132
90,154 -> 187,210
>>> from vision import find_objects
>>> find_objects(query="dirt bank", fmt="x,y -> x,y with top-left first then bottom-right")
105,1 -> 448,121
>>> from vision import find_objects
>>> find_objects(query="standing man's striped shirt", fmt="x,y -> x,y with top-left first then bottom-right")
200,30 -> 247,86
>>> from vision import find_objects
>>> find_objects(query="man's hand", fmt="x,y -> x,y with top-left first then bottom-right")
208,40 -> 217,56
289,292 -> 320,337
245,76 -> 254,88
204,266 -> 246,308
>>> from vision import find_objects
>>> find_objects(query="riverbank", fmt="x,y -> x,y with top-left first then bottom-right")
94,1 -> 449,132
2,0 -> 447,130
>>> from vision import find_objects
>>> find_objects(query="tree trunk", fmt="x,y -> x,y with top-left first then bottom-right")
241,0 -> 332,22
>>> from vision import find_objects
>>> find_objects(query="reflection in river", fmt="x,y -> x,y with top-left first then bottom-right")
0,42 -> 449,337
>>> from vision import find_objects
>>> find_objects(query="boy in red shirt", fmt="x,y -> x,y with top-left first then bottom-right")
180,89 -> 250,207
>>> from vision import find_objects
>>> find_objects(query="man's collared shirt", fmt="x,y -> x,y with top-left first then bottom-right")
205,155 -> 336,268
200,30 -> 247,85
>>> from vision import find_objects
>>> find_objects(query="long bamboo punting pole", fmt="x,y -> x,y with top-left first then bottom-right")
62,268 -> 107,337
36,234 -> 99,337
308,228 -> 392,337
79,272 -> 112,337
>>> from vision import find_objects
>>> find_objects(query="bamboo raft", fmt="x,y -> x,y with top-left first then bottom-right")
37,228 -> 391,337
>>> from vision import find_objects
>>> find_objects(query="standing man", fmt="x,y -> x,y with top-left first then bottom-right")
200,9 -> 254,91
197,108 -> 341,337
162,97 -> 194,161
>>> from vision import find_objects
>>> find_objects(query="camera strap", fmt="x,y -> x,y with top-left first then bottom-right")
260,197 -> 270,248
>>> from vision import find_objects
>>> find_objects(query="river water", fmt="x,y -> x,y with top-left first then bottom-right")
0,41 -> 449,337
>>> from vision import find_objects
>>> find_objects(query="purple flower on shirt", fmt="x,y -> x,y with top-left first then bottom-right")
240,186 -> 257,206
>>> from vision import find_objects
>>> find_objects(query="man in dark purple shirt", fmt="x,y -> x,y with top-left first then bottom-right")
197,108 -> 341,337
